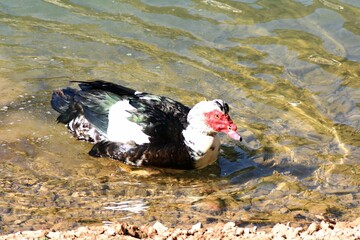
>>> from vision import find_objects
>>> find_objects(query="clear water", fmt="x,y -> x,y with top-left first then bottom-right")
0,0 -> 359,234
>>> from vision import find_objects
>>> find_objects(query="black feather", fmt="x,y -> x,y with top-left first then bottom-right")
51,80 -> 196,169
51,88 -> 77,114
73,80 -> 136,96
214,100 -> 229,114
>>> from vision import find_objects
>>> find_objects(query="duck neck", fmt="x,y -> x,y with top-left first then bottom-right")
182,125 -> 216,159
182,125 -> 220,169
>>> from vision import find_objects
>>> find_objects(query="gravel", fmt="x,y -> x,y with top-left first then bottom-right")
1,218 -> 359,239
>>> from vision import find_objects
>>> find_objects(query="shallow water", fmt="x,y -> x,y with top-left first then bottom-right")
0,0 -> 359,234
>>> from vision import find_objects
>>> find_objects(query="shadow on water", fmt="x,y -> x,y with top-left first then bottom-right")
219,145 -> 318,186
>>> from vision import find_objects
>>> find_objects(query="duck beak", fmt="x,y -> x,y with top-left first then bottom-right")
226,130 -> 242,141
222,121 -> 242,141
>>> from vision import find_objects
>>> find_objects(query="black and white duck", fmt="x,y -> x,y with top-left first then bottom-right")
51,80 -> 241,169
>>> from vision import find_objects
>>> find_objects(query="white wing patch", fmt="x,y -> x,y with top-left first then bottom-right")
107,100 -> 150,145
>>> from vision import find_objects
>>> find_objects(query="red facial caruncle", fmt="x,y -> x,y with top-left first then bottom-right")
204,109 -> 242,141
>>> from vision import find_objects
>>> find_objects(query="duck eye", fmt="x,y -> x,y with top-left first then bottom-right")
215,114 -> 220,119
228,126 -> 232,130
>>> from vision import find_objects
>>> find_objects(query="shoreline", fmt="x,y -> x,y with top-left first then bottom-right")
2,218 -> 359,239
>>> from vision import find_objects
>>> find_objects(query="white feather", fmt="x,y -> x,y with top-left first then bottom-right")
182,99 -> 225,168
183,128 -> 215,156
183,128 -> 220,168
139,94 -> 161,101
107,100 -> 150,144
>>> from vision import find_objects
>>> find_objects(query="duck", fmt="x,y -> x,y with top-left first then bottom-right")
51,80 -> 242,169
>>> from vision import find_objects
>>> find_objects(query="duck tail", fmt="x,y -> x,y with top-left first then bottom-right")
51,87 -> 76,113
51,87 -> 81,124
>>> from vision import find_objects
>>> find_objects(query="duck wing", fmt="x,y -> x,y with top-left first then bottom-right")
67,81 -> 191,143
76,80 -> 190,127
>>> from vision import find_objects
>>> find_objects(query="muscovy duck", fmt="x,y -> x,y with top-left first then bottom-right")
51,80 -> 241,169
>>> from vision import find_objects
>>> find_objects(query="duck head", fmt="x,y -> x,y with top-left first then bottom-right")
187,99 -> 242,141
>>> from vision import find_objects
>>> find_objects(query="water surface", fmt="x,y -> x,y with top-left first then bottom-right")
0,0 -> 359,234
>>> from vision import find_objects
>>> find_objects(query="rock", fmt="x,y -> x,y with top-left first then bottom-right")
114,222 -> 147,238
320,220 -> 333,230
153,221 -> 168,236
223,221 -> 235,230
188,222 -> 203,234
235,227 -> 244,236
75,226 -> 90,236
144,226 -> 157,236
106,228 -> 116,236
46,230 -> 62,239
294,227 -> 304,235
304,222 -> 320,236
192,222 -> 203,231
20,230 -> 46,239
170,228 -> 183,238
272,223 -> 287,235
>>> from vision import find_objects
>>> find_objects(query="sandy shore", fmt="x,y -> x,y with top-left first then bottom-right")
1,218 -> 359,239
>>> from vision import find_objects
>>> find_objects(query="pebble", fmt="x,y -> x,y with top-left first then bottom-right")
188,222 -> 203,235
46,231 -> 62,239
153,221 -> 168,235
272,223 -> 288,235
306,222 -> 320,235
191,222 -> 203,231
146,226 -> 157,236
235,227 -> 244,236
1,218 -> 359,239
106,228 -> 116,236
223,221 -> 235,230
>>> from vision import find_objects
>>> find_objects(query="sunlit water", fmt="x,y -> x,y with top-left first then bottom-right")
0,0 -> 359,234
